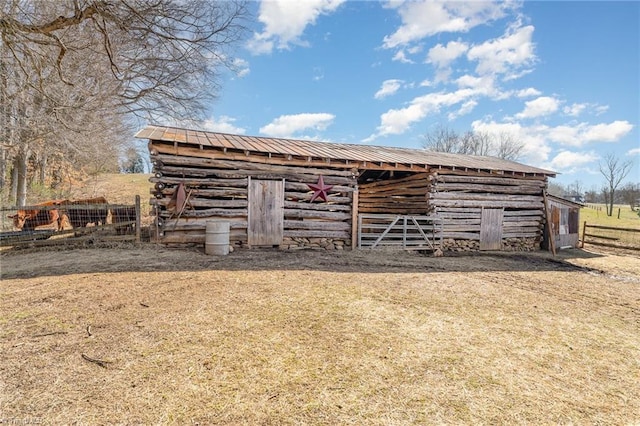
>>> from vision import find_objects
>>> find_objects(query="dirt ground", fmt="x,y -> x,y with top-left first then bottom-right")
1,245 -> 639,424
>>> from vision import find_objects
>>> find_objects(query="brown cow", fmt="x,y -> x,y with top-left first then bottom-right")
60,197 -> 109,229
8,200 -> 65,231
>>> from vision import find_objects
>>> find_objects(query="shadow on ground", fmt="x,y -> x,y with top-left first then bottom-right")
0,243 -> 608,280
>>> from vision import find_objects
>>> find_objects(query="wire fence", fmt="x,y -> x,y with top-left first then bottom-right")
0,196 -> 141,248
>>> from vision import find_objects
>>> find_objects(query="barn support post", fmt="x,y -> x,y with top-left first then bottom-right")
351,189 -> 358,250
543,190 -> 556,256
135,195 -> 141,244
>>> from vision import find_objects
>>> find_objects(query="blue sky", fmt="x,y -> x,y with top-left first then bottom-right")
190,0 -> 639,189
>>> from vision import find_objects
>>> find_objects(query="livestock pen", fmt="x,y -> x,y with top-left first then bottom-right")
0,196 -> 142,248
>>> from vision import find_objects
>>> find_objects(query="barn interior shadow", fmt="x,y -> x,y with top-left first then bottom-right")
0,244 -> 606,280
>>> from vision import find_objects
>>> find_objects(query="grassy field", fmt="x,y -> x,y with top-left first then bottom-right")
580,204 -> 640,250
1,247 -> 639,424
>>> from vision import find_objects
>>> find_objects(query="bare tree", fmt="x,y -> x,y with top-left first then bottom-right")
423,125 -> 460,153
547,181 -> 565,197
423,125 -> 524,160
598,153 -> 634,216
1,0 -> 250,204
619,182 -> 640,211
494,132 -> 524,161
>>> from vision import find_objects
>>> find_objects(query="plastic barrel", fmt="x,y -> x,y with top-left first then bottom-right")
205,221 -> 230,255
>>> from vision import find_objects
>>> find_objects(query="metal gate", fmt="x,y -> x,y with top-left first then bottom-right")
358,214 -> 442,250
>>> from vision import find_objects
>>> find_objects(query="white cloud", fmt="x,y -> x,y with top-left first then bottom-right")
382,1 -> 513,48
374,79 -> 404,99
260,113 -> 335,138
563,102 -> 610,117
455,74 -> 496,95
548,150 -> 599,172
448,100 -> 478,120
470,119 -> 552,165
563,103 -> 587,117
247,0 -> 345,54
544,121 -> 634,146
467,23 -> 536,78
516,88 -> 542,98
426,40 -> 468,69
582,120 -> 634,142
232,58 -> 250,78
202,116 -> 246,134
515,96 -> 560,119
392,50 -> 414,64
628,148 -> 640,156
369,88 -> 476,138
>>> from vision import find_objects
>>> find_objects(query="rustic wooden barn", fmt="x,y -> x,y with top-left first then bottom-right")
136,125 -> 556,252
543,195 -> 582,250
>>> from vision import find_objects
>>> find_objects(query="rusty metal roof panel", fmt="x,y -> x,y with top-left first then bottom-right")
137,125 -> 556,176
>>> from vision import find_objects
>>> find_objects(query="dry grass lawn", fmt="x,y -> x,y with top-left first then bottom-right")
1,246 -> 639,425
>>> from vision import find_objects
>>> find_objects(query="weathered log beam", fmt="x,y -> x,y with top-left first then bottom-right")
157,165 -> 355,185
283,230 -> 350,239
434,174 -> 546,185
433,200 -> 543,209
429,193 -> 543,202
157,188 -> 248,198
284,209 -> 351,221
152,151 -> 356,177
285,191 -> 351,204
158,208 -> 248,218
284,220 -> 350,231
433,183 -> 543,194
285,181 -> 353,193
149,176 -> 248,187
155,198 -> 247,208
359,173 -> 431,189
284,200 -> 351,212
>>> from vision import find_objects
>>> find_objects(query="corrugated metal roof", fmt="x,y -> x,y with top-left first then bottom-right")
136,125 -> 556,176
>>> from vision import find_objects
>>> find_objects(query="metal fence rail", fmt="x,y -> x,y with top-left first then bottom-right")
358,214 -> 442,250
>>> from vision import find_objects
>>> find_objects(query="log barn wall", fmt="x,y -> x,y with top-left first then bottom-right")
149,141 -> 357,250
428,170 -> 546,251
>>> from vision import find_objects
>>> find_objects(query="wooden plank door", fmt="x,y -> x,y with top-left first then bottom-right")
248,179 -> 284,247
479,208 -> 504,251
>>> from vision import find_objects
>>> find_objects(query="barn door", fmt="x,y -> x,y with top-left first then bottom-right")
480,208 -> 504,251
248,179 -> 284,247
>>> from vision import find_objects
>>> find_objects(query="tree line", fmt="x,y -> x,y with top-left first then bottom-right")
1,0 -> 249,206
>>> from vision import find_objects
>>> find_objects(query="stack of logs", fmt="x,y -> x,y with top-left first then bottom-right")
358,173 -> 431,214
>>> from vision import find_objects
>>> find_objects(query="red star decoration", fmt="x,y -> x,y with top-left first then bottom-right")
308,175 -> 333,202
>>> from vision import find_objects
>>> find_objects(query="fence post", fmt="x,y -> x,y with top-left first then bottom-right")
135,195 -> 141,244
617,208 -> 621,219
581,221 -> 587,248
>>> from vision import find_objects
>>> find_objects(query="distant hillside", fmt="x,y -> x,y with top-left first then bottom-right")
67,173 -> 152,204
